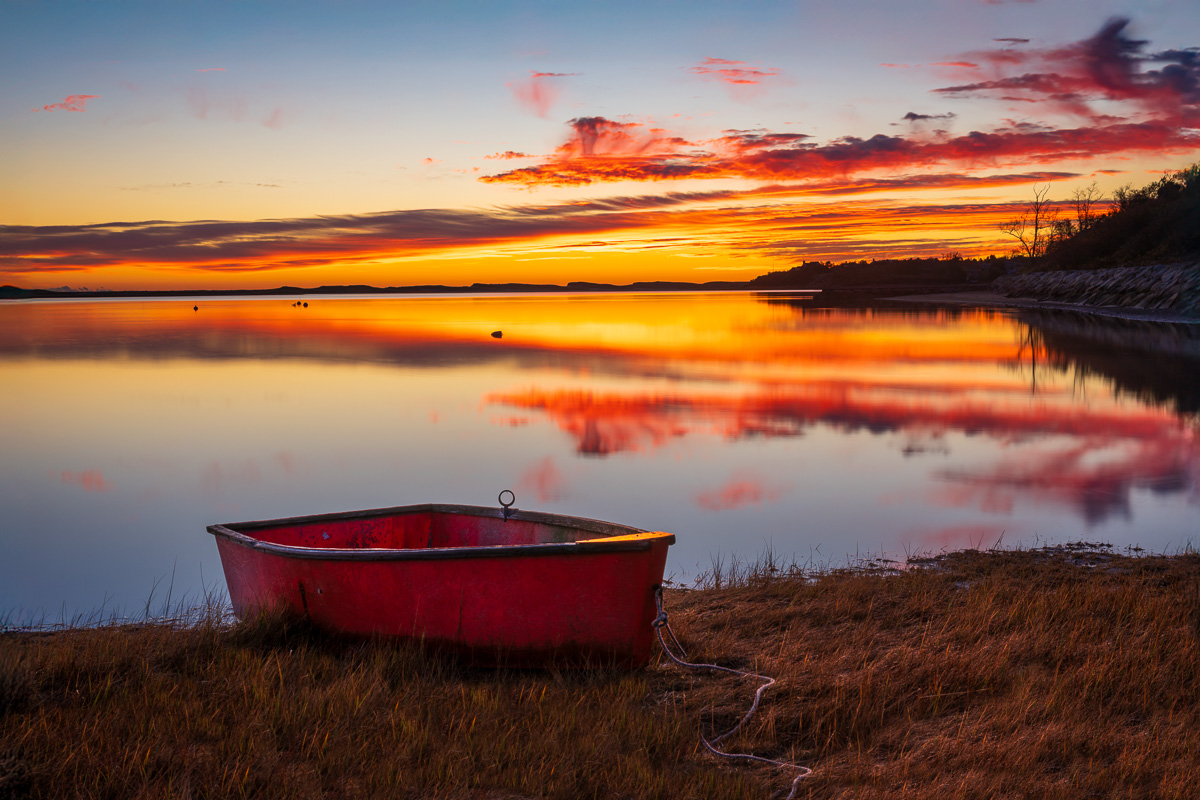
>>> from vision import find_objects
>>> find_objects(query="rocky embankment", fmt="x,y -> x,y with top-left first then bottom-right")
993,262 -> 1200,318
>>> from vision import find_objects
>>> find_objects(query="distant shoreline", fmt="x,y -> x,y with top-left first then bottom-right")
0,281 -> 753,300
1,281 -> 994,303
8,279 -> 1199,325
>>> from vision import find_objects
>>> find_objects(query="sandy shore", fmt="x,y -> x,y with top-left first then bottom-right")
890,290 -> 1200,325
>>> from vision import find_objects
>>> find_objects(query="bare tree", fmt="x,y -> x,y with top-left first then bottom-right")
1000,184 -> 1059,264
1071,182 -> 1102,232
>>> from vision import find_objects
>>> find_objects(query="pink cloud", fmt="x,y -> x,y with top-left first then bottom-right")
197,67 -> 226,72
545,116 -> 697,160
517,456 -> 567,502
273,452 -> 300,476
481,113 -> 1197,188
508,70 -> 578,118
480,19 -> 1197,190
695,470 -> 788,511
60,469 -> 112,492
202,460 -> 260,494
487,386 -> 1190,468
690,57 -> 782,86
904,523 -> 1010,550
931,436 -> 1198,526
937,17 -> 1200,119
34,94 -> 99,113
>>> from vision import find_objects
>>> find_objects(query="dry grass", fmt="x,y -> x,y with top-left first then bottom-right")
3,544 -> 1199,799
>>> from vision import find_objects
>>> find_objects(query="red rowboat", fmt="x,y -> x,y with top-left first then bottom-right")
208,499 -> 675,667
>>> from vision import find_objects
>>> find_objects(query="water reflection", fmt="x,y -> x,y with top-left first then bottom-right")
486,375 -> 1196,526
1014,308 -> 1200,413
1,294 -> 1196,621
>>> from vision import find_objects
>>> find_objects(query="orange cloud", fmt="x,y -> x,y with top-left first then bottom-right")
5,175 -> 1066,278
547,116 -> 697,159
480,20 -> 1199,189
0,204 -> 1051,285
485,151 -> 535,160
481,116 -> 1197,187
34,94 -> 99,112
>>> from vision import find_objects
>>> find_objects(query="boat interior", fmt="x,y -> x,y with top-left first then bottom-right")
225,508 -> 652,551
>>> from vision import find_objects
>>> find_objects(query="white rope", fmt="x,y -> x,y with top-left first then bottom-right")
653,586 -> 812,799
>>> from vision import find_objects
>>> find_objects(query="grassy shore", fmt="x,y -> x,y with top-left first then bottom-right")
2,544 -> 1198,799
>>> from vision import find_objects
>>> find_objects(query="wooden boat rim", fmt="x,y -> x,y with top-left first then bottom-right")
207,503 -> 676,561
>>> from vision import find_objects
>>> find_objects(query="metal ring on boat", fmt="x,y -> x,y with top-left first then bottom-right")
498,490 -> 516,520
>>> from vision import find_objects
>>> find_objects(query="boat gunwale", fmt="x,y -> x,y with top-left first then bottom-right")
207,503 -> 674,562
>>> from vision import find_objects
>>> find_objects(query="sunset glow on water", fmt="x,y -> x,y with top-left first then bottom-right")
2,293 -> 1197,621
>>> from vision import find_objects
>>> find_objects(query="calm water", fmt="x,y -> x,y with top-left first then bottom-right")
2,292 -> 1198,622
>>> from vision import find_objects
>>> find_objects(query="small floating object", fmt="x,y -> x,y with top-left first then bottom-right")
303,302 -> 308,307
193,305 -> 198,311
491,330 -> 503,339
208,498 -> 674,666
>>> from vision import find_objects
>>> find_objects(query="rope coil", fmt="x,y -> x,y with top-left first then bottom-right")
653,586 -> 812,798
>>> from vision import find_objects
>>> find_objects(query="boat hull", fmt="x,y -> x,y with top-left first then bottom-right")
209,504 -> 674,667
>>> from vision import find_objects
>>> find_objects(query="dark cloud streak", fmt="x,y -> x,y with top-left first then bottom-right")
1,171 -> 1078,274
940,17 -> 1200,117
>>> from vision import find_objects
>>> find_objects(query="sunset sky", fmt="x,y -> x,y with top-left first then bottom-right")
3,0 -> 1199,290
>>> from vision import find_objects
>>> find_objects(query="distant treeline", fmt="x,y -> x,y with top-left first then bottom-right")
752,162 -> 1200,289
748,255 -> 1008,290
1039,162 -> 1200,271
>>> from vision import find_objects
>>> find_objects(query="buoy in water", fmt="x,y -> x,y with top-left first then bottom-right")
491,331 -> 503,339
193,305 -> 198,311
